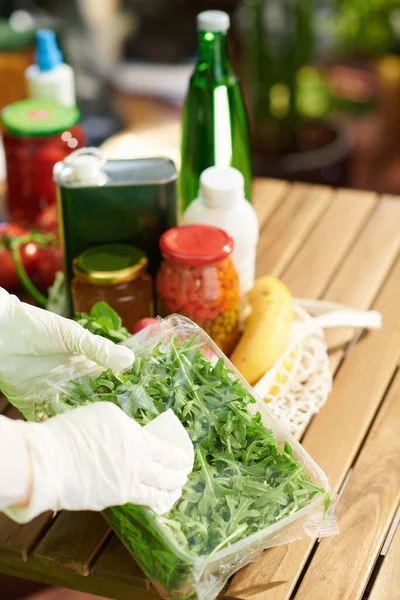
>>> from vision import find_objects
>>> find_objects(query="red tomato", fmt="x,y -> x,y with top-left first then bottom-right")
21,241 -> 41,275
0,223 -> 27,238
133,318 -> 158,333
0,223 -> 39,290
0,247 -> 20,289
35,245 -> 63,289
35,203 -> 58,234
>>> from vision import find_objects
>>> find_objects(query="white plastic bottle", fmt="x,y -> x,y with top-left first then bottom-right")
25,29 -> 76,107
182,166 -> 259,302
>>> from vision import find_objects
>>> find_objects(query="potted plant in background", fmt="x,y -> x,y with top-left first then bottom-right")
332,0 -> 399,59
329,0 -> 400,192
236,0 -> 351,186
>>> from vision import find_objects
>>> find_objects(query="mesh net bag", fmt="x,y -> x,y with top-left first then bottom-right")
255,300 -> 381,436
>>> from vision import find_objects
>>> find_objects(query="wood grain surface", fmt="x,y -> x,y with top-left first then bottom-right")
228,190 -> 400,600
0,395 -> 8,415
323,197 -> 400,350
295,368 -> 400,600
33,512 -> 111,576
0,513 -> 54,562
369,520 -> 400,600
281,188 -> 377,298
256,184 -> 332,277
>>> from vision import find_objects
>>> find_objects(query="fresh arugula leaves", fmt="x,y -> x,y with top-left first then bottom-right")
64,308 -> 331,596
74,301 -> 130,343
60,334 -> 331,558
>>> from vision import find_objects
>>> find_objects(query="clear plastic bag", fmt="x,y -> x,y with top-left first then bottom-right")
29,315 -> 338,600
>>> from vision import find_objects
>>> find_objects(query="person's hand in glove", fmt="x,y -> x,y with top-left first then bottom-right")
1,403 -> 193,523
0,287 -> 135,416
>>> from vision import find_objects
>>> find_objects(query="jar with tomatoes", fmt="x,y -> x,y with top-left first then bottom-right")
1,99 -> 85,225
156,225 -> 240,355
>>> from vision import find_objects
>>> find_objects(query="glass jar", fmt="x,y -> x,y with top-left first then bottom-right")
156,225 -> 239,355
2,99 -> 85,225
0,19 -> 35,111
71,244 -> 154,333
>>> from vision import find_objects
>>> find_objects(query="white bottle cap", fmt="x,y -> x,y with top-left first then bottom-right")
69,155 -> 103,183
197,11 -> 230,33
200,166 -> 245,208
25,29 -> 76,107
64,148 -> 107,185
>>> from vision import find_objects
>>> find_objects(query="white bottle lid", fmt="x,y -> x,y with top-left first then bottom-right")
64,148 -> 107,185
197,11 -> 230,33
200,166 -> 245,208
26,29 -> 76,108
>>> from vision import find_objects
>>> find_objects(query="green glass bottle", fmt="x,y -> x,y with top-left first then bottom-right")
180,10 -> 252,212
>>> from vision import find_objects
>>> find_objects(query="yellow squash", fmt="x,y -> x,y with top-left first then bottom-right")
230,276 -> 294,385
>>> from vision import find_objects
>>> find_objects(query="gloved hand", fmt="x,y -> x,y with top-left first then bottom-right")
3,403 -> 193,524
0,288 -> 134,416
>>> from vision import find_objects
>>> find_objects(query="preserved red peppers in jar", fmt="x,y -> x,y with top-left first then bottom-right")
1,99 -> 85,225
156,225 -> 239,355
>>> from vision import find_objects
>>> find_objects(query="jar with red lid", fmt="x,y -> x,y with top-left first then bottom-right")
156,225 -> 240,355
1,99 -> 85,225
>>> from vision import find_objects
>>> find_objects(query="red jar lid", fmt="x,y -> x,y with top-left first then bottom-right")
160,225 -> 234,266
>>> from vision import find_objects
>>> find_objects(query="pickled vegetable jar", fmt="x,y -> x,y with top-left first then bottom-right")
156,225 -> 239,354
71,244 -> 154,332
2,99 -> 85,225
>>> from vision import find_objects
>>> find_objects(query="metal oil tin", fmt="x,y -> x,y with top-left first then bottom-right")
54,148 -> 178,315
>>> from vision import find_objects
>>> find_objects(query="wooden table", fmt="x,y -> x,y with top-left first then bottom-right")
0,179 -> 399,600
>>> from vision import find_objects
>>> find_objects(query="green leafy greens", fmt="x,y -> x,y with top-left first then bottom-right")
60,333 -> 330,552
60,306 -> 331,597
74,301 -> 131,343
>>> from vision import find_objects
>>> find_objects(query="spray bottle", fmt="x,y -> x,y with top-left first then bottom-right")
25,29 -> 76,107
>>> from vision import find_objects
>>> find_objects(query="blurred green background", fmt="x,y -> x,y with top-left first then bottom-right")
2,0 -> 400,192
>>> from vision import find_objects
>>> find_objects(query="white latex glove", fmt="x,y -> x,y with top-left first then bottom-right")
3,403 -> 193,524
0,288 -> 134,415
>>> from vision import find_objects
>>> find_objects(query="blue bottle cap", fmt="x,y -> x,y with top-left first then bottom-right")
35,29 -> 63,72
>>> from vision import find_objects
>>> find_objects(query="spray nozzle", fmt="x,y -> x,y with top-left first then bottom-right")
36,29 -> 63,72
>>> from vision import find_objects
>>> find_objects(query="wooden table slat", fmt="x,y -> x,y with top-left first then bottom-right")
228,238 -> 400,600
369,520 -> 400,600
323,197 -> 400,351
0,395 -> 8,414
93,535 -> 152,590
295,369 -> 400,600
0,514 -> 54,562
0,405 -> 112,576
0,406 -> 112,576
281,188 -> 377,299
256,184 -> 333,277
0,403 -> 56,562
32,512 -> 111,577
252,179 -> 290,230
4,405 -> 25,420
0,554 -> 158,600
303,252 -> 400,489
